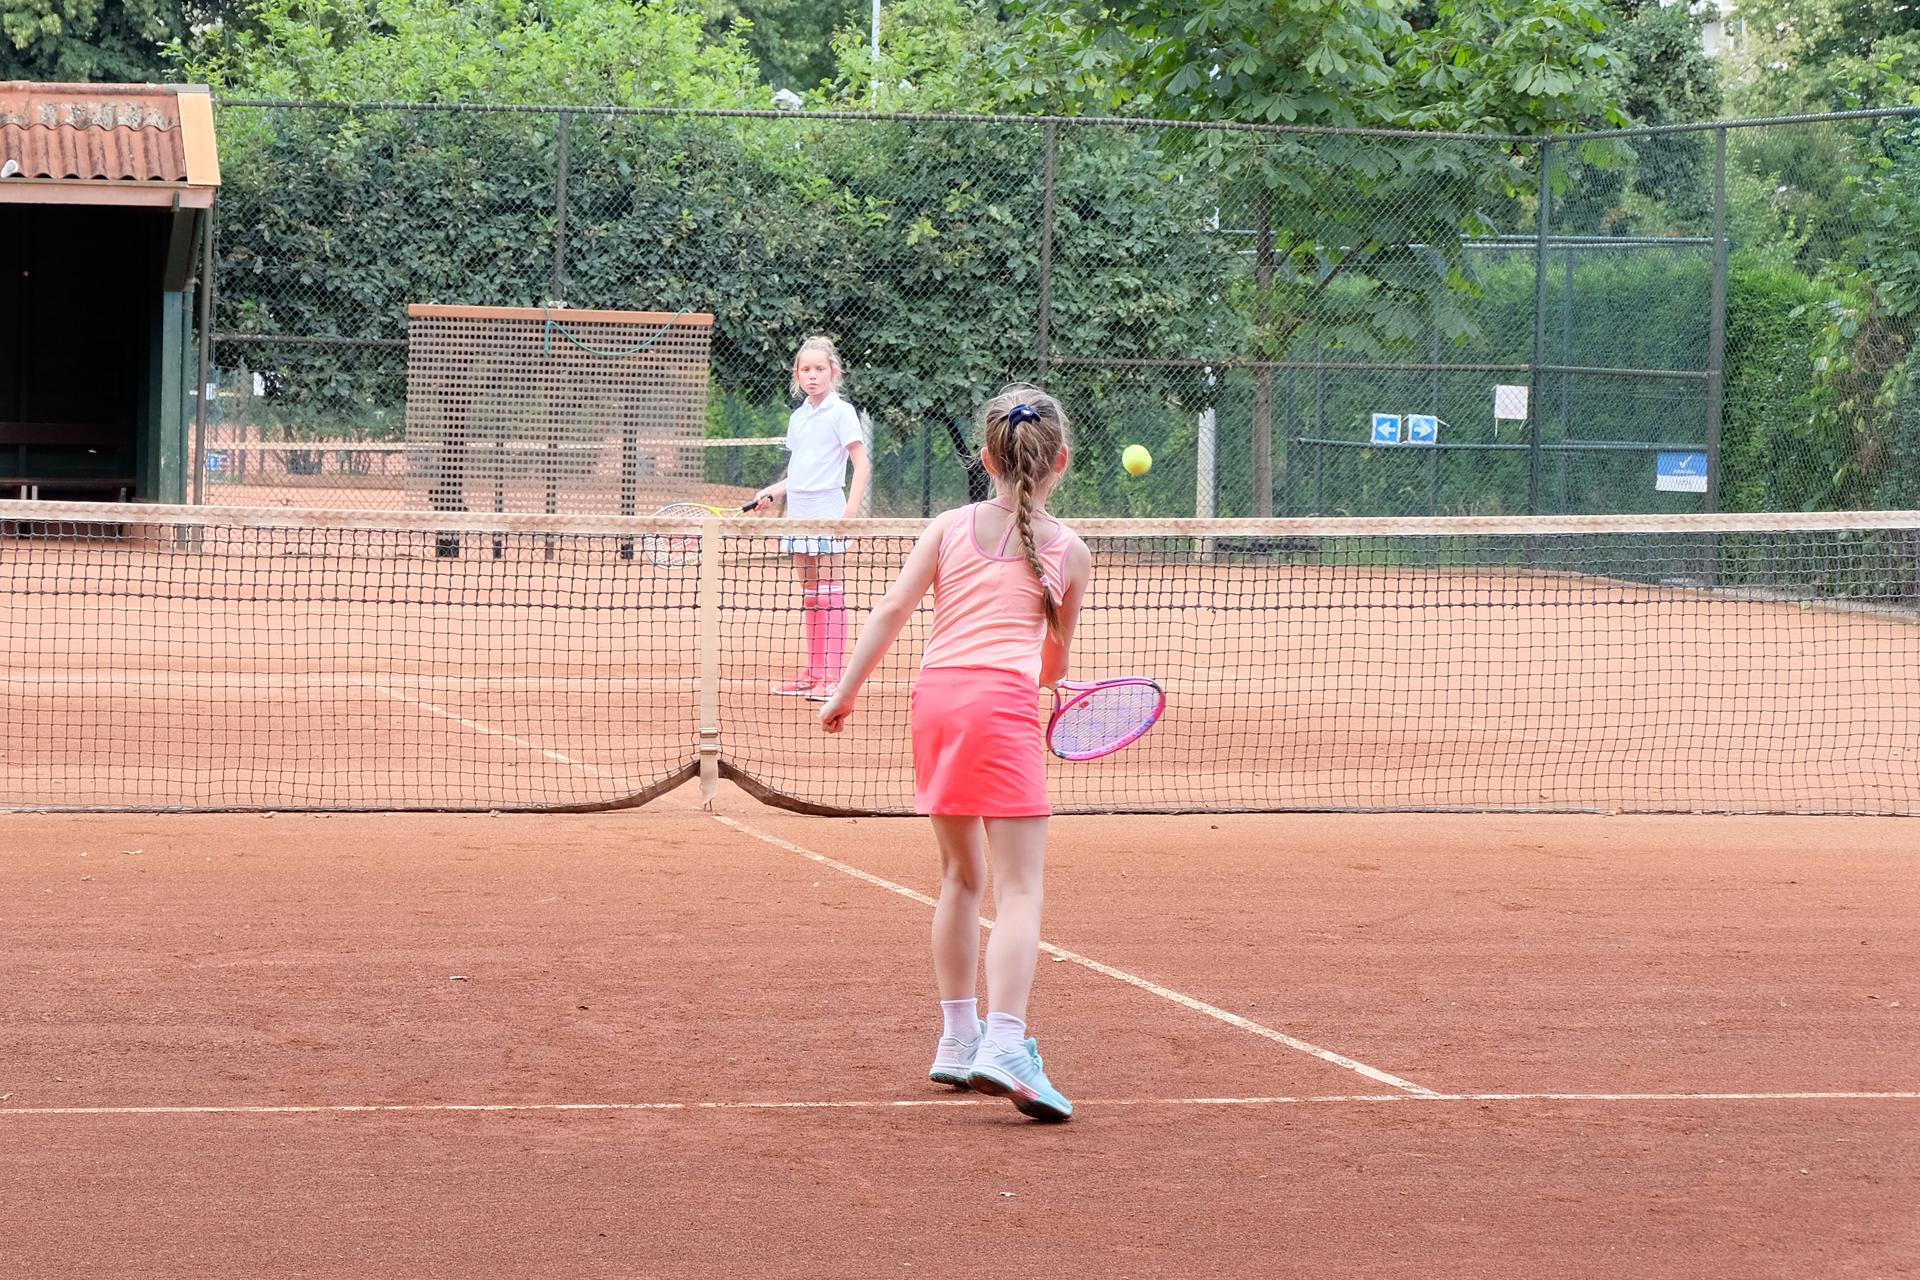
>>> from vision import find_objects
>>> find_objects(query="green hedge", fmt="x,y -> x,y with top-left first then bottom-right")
211,106 -> 1887,518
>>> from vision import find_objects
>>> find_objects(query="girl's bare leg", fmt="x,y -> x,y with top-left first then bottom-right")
929,815 -> 988,1000
982,816 -> 1048,1022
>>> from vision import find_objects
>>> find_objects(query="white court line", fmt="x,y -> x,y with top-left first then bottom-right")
1452,1092 -> 1920,1102
5,1092 -> 1916,1119
5,672 -> 879,693
5,672 -> 696,692
710,813 -> 1442,1098
360,680 -> 614,778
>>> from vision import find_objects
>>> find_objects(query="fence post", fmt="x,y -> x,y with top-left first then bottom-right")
1706,126 -> 1728,515
1529,137 -> 1553,517
1252,185 -> 1278,516
551,111 -> 573,305
859,411 -> 874,516
1280,367 -> 1297,516
920,421 -> 932,517
192,201 -> 214,505
1313,342 -> 1327,514
1035,120 -> 1058,382
1196,405 -> 1216,519
1561,243 -> 1573,514
1429,326 -> 1441,515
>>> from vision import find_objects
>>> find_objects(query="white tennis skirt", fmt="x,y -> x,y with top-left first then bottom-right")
781,487 -> 848,555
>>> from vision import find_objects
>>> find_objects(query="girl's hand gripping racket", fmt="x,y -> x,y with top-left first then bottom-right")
641,500 -> 759,569
1046,678 -> 1165,761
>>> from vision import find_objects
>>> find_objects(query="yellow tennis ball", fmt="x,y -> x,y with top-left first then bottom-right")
1122,444 -> 1152,476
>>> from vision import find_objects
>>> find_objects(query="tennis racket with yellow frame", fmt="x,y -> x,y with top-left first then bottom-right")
638,500 -> 759,568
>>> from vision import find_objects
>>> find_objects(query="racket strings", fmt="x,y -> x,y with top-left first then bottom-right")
643,502 -> 745,567
1051,683 -> 1162,758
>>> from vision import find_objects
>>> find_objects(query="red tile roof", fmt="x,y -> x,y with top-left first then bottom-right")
0,82 -> 196,182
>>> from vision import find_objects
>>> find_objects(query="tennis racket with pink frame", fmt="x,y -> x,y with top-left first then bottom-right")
1046,678 -> 1165,761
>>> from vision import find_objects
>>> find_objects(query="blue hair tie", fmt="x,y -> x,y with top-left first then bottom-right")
1007,403 -> 1039,431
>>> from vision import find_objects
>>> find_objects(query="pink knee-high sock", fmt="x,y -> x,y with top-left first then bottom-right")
801,585 -> 826,682
818,582 -> 846,683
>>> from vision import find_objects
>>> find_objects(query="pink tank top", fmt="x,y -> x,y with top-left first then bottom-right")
920,502 -> 1080,682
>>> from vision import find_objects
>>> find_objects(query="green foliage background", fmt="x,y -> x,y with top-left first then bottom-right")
207,98 -> 1920,518
182,0 -> 1917,519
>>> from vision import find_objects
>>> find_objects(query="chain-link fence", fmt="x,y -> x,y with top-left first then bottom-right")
199,101 -> 1920,518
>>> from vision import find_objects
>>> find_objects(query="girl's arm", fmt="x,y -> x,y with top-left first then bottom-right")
841,441 -> 871,517
1039,539 -> 1093,689
818,512 -> 953,732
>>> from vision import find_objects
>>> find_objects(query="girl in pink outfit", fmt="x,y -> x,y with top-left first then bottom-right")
818,387 -> 1090,1122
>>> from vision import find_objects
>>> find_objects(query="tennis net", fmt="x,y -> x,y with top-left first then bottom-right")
3,501 -> 1916,815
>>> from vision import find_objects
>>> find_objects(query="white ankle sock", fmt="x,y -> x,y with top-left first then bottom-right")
940,998 -> 980,1041
984,1012 -> 1026,1047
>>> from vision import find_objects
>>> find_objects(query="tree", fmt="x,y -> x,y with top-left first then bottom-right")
1003,0 -> 1622,512
1715,4 -> 1920,513
702,0 -> 865,93
1604,0 -> 1721,125
1726,0 -> 1920,115
1792,121 -> 1920,510
191,0 -> 763,107
1553,0 -> 1725,232
3,0 -> 198,80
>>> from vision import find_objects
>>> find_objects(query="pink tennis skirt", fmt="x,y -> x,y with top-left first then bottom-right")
911,666 -> 1050,817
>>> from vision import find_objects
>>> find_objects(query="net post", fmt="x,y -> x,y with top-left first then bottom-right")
697,516 -> 722,809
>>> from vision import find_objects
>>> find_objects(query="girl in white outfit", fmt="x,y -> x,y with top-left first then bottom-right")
751,335 -> 871,700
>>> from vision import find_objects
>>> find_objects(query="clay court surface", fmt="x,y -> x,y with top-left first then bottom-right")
4,795 -> 1915,1278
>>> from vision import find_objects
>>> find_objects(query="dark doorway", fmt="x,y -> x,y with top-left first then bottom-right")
1,204 -> 166,499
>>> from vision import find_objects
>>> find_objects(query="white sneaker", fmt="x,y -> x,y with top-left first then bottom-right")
966,1035 -> 1073,1121
928,1020 -> 985,1089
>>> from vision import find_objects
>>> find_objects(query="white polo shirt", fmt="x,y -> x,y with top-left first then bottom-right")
785,392 -> 865,493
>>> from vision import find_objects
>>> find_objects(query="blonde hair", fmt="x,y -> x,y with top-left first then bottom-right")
790,335 -> 844,398
979,385 -> 1071,638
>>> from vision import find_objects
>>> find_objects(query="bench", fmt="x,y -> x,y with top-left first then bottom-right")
0,421 -> 138,502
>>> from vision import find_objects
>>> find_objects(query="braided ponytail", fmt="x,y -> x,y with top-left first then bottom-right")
980,387 -> 1071,639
